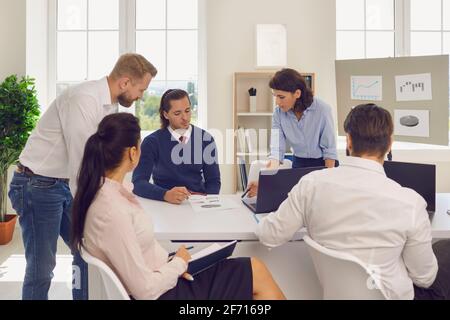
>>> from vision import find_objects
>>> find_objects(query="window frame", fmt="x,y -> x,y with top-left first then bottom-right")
48,0 -> 206,130
336,0 -> 397,59
336,0 -> 450,139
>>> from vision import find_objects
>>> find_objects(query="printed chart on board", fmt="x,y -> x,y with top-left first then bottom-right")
351,76 -> 383,101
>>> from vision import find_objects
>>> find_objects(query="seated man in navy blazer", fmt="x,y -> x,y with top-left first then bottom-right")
132,89 -> 221,204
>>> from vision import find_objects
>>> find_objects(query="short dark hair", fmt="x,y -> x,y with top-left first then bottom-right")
269,68 -> 314,112
344,103 -> 393,158
159,89 -> 191,129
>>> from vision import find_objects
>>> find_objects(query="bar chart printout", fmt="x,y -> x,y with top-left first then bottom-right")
395,73 -> 432,101
351,76 -> 383,101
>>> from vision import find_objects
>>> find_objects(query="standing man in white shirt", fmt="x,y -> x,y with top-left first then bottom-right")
7,53 -> 157,300
256,103 -> 450,300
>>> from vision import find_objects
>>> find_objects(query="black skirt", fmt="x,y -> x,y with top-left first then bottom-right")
158,257 -> 253,300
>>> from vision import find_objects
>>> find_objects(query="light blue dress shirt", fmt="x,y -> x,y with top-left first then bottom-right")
269,97 -> 337,161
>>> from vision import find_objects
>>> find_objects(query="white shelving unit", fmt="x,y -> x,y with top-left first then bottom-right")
237,112 -> 274,116
232,71 -> 315,192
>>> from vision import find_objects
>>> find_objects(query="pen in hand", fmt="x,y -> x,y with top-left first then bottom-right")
169,246 -> 195,282
241,187 -> 250,198
168,246 -> 194,258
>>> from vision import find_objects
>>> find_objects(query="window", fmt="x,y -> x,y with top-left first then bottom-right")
410,0 -> 449,55
410,0 -> 450,128
55,0 -> 119,95
52,0 -> 200,132
336,0 -> 395,59
336,0 -> 450,135
135,0 -> 199,131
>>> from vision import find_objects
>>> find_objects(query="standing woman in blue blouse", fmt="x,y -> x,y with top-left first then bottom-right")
268,68 -> 338,169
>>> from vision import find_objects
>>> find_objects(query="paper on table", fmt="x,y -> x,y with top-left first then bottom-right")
189,195 -> 241,213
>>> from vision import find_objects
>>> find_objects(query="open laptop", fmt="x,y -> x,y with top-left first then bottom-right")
383,160 -> 436,214
242,166 -> 326,214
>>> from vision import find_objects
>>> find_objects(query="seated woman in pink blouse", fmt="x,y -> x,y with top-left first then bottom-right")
71,112 -> 285,300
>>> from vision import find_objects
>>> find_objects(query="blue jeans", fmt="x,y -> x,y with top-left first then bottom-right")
8,171 -> 88,300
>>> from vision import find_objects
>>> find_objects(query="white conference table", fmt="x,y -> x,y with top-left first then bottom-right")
138,193 -> 450,241
136,193 -> 450,299
138,195 -> 261,241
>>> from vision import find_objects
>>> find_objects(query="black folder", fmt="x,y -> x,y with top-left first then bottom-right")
187,241 -> 237,276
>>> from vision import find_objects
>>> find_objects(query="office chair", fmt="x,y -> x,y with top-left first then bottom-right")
303,235 -> 388,300
80,249 -> 130,300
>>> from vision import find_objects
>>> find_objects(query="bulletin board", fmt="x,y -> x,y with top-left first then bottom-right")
335,55 -> 449,145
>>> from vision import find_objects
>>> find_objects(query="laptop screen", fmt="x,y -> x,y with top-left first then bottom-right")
254,166 -> 326,213
383,161 -> 436,212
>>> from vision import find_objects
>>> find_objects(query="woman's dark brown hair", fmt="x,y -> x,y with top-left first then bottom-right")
269,68 -> 314,112
71,113 -> 141,251
159,89 -> 191,128
343,103 -> 393,158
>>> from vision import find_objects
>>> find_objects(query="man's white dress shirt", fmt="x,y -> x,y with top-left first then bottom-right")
256,156 -> 438,300
168,125 -> 192,144
19,77 -> 118,193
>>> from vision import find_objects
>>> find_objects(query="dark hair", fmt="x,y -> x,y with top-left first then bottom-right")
343,103 -> 393,158
71,113 -> 141,251
269,68 -> 314,112
159,89 -> 191,128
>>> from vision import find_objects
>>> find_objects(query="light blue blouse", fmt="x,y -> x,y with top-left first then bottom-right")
269,97 -> 338,161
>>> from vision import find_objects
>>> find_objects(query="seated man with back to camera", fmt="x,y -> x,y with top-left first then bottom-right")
256,103 -> 450,300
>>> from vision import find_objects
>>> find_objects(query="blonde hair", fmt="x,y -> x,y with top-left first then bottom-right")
110,53 -> 157,81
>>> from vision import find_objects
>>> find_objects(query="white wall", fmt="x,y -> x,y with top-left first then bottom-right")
26,0 -> 48,108
1,0 -> 26,215
0,0 -> 26,81
206,0 -> 337,193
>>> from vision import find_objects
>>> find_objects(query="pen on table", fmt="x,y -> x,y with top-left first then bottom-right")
168,246 -> 194,258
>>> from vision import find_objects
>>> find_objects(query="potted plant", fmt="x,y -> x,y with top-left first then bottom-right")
0,75 -> 40,245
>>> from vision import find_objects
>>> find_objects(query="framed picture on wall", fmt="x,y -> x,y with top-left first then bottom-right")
256,24 -> 287,68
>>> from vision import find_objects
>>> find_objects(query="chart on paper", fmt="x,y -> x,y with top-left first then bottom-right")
395,73 -> 432,101
188,195 -> 241,213
351,76 -> 383,101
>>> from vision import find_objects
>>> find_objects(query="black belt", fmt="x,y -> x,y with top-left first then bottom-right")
16,162 -> 70,184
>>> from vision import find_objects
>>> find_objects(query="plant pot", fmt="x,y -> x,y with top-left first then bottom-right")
0,214 -> 17,245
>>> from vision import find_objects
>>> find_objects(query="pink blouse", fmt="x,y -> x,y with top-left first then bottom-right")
82,178 -> 187,299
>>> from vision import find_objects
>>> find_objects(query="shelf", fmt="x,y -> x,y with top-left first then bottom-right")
237,152 -> 293,157
237,152 -> 269,156
237,112 -> 273,116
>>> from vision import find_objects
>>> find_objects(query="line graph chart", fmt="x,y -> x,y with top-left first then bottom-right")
351,76 -> 383,101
